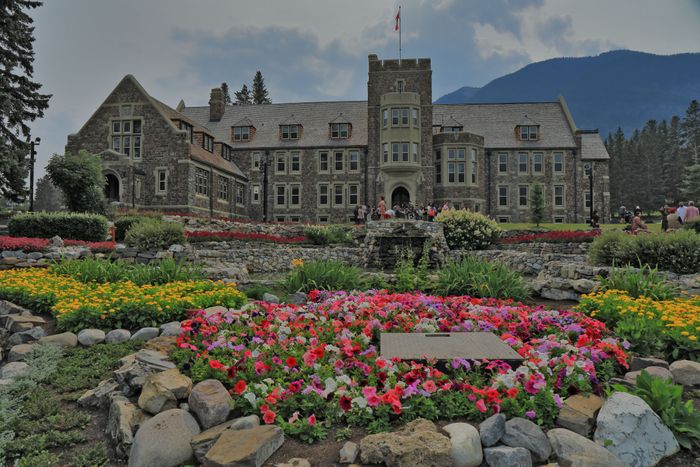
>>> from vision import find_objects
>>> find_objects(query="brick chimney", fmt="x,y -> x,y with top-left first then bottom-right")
209,87 -> 225,121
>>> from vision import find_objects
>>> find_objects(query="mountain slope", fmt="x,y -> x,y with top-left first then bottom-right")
435,50 -> 700,135
434,86 -> 480,104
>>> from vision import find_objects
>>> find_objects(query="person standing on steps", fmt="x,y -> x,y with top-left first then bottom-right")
378,196 -> 386,220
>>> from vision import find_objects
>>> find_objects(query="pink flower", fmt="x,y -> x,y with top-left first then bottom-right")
307,414 -> 316,426
476,399 -> 487,413
422,380 -> 437,394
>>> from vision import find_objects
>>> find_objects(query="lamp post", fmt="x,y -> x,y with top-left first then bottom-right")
29,137 -> 40,212
585,163 -> 593,225
260,151 -> 270,222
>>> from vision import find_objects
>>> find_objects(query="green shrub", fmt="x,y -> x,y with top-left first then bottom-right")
8,212 -> 108,242
589,230 -> 700,274
241,283 -> 272,300
436,209 -> 502,250
114,216 -> 150,241
304,225 -> 353,245
435,256 -> 530,301
598,264 -> 677,300
392,244 -> 432,293
283,260 -> 363,293
124,219 -> 185,250
51,257 -> 202,285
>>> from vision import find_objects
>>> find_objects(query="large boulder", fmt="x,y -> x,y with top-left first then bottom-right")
338,441 -> 359,464
130,327 -> 159,342
548,428 -> 626,467
556,394 -> 604,436
128,409 -> 200,467
0,361 -> 28,380
203,425 -> 284,467
138,369 -> 192,415
483,446 -> 532,467
669,360 -> 700,388
188,379 -> 232,429
630,356 -> 669,371
190,415 -> 260,463
38,331 -> 78,348
77,328 -> 105,346
77,378 -> 120,408
105,329 -> 131,343
479,413 -> 506,447
7,326 -> 46,346
624,366 -> 673,385
108,396 -> 148,458
501,417 -> 552,463
443,422 -> 482,467
360,418 -> 452,467
594,392 -> 679,467
7,343 -> 35,362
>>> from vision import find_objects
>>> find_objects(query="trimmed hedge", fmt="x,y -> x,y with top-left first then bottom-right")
114,216 -> 150,241
125,219 -> 185,250
589,230 -> 700,274
8,212 -> 109,242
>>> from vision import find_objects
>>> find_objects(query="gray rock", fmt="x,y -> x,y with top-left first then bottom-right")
78,378 -> 120,408
38,331 -> 78,348
230,414 -> 260,431
108,396 -> 148,458
483,446 -> 532,467
7,326 -> 46,346
114,359 -> 154,397
135,350 -> 175,371
27,252 -> 43,260
4,313 -> 46,332
204,425 -> 284,467
479,413 -> 506,447
669,360 -> 700,388
262,292 -> 280,304
128,409 -> 200,467
630,356 -> 669,371
0,300 -> 32,316
138,369 -> 192,415
105,329 -> 131,343
501,417 -> 551,463
339,441 -> 359,464
548,428 -> 626,467
190,415 -> 261,463
443,422 -> 482,467
50,235 -> 64,247
624,366 -> 673,384
286,292 -> 307,305
360,418 -> 452,467
188,379 -> 232,429
594,392 -> 679,467
168,244 -> 185,253
130,327 -> 159,341
7,343 -> 36,362
78,328 -> 106,346
556,394 -> 604,436
159,321 -> 182,337
0,361 -> 29,380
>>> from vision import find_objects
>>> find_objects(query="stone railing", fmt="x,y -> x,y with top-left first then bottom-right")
495,242 -> 591,255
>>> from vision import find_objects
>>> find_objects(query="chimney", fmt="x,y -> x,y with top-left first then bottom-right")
209,87 -> 225,122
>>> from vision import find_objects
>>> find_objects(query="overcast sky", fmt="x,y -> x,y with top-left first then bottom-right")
27,0 -> 700,179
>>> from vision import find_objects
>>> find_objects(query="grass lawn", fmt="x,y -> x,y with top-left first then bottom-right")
500,222 -> 663,233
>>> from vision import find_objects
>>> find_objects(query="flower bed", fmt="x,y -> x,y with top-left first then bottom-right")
0,268 -> 246,331
501,230 -> 600,244
63,239 -> 117,253
0,236 -> 50,252
577,290 -> 699,361
173,290 -> 628,441
185,230 -> 307,244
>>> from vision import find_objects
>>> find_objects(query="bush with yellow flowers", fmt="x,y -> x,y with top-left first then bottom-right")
576,289 -> 699,361
0,268 -> 246,332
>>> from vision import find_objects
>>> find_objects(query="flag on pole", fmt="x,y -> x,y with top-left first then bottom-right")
395,7 -> 400,31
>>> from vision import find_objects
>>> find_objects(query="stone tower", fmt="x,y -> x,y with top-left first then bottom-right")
367,54 -> 433,209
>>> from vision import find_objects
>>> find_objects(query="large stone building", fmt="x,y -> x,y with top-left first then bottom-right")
67,54 -> 610,223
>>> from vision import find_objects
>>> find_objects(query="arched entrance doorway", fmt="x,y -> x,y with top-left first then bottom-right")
105,174 -> 120,202
391,186 -> 410,207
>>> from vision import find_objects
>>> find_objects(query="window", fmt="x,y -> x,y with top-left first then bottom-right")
330,123 -> 349,139
532,152 -> 543,174
470,148 -> 477,184
280,125 -> 299,140
498,152 -> 508,173
518,125 -> 539,141
334,151 -> 344,172
195,168 -> 209,196
156,169 -> 167,194
497,216 -> 510,223
396,80 -> 405,92
383,143 -> 388,163
518,152 -> 528,173
203,134 -> 214,152
111,118 -> 142,158
382,109 -> 388,128
318,184 -> 329,206
553,216 -> 565,224
529,126 -> 538,140
275,216 -> 287,222
275,153 -> 286,174
318,215 -> 329,224
441,126 -> 462,133
289,215 -> 301,223
252,184 -> 261,204
401,142 -> 409,162
498,186 -> 508,207
318,151 -> 329,172
584,191 -> 592,209
222,145 -> 232,160
276,185 -> 286,207
217,176 -> 228,201
333,184 -> 344,206
233,126 -> 250,142
391,108 -> 409,127
554,185 -> 565,207
553,152 -> 564,173
412,108 -> 419,127
235,185 -> 244,205
401,108 -> 409,126
289,184 -> 301,207
447,148 -> 466,183
180,121 -> 193,143
134,178 -> 142,199
435,150 -> 441,184
252,152 -> 261,170
290,152 -> 301,173
349,150 -> 359,171
519,185 -> 529,207
391,143 -> 399,162
412,143 -> 419,163
391,109 -> 400,126
348,185 -> 359,206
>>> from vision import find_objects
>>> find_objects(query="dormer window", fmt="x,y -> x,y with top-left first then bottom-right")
518,125 -> 539,141
203,134 -> 214,152
280,124 -> 299,140
221,144 -> 232,161
330,123 -> 350,139
233,126 -> 250,142
180,121 -> 193,143
441,126 -> 462,133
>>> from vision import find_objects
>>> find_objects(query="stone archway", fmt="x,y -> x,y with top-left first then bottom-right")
391,186 -> 410,207
105,173 -> 120,202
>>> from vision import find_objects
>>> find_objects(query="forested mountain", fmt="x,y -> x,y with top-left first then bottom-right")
435,50 -> 700,136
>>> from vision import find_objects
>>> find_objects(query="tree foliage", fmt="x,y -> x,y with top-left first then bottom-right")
234,84 -> 252,105
33,175 -> 63,211
529,184 -> 545,226
46,150 -> 105,213
0,0 -> 51,201
220,82 -> 232,104
252,71 -> 271,104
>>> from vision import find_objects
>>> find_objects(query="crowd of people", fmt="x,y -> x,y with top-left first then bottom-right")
619,201 -> 699,234
352,197 -> 454,224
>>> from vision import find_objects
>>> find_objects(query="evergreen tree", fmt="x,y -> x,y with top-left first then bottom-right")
46,150 -> 105,213
252,71 -> 271,104
220,82 -> 232,104
681,99 -> 700,165
661,116 -> 683,203
529,184 -> 545,226
234,84 -> 252,105
33,174 -> 63,211
0,0 -> 51,201
680,164 -> 700,202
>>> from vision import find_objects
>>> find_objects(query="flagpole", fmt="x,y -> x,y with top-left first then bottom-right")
398,5 -> 402,62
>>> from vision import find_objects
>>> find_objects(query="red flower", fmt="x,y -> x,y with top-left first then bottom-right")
209,359 -> 225,370
234,380 -> 247,394
307,414 -> 316,426
506,387 -> 519,399
286,356 -> 297,367
476,399 -> 487,413
339,395 -> 352,412
263,410 -> 277,424
227,366 -> 237,379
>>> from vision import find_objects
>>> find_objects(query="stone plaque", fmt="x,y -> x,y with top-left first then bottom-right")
380,332 -> 523,361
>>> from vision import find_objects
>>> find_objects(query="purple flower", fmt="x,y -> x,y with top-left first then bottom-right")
525,410 -> 536,419
554,394 -> 564,409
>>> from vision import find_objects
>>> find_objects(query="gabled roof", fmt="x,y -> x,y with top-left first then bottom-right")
579,132 -> 610,160
441,115 -> 463,128
433,101 -> 577,148
180,101 -> 368,148
329,113 -> 352,124
231,117 -> 255,128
